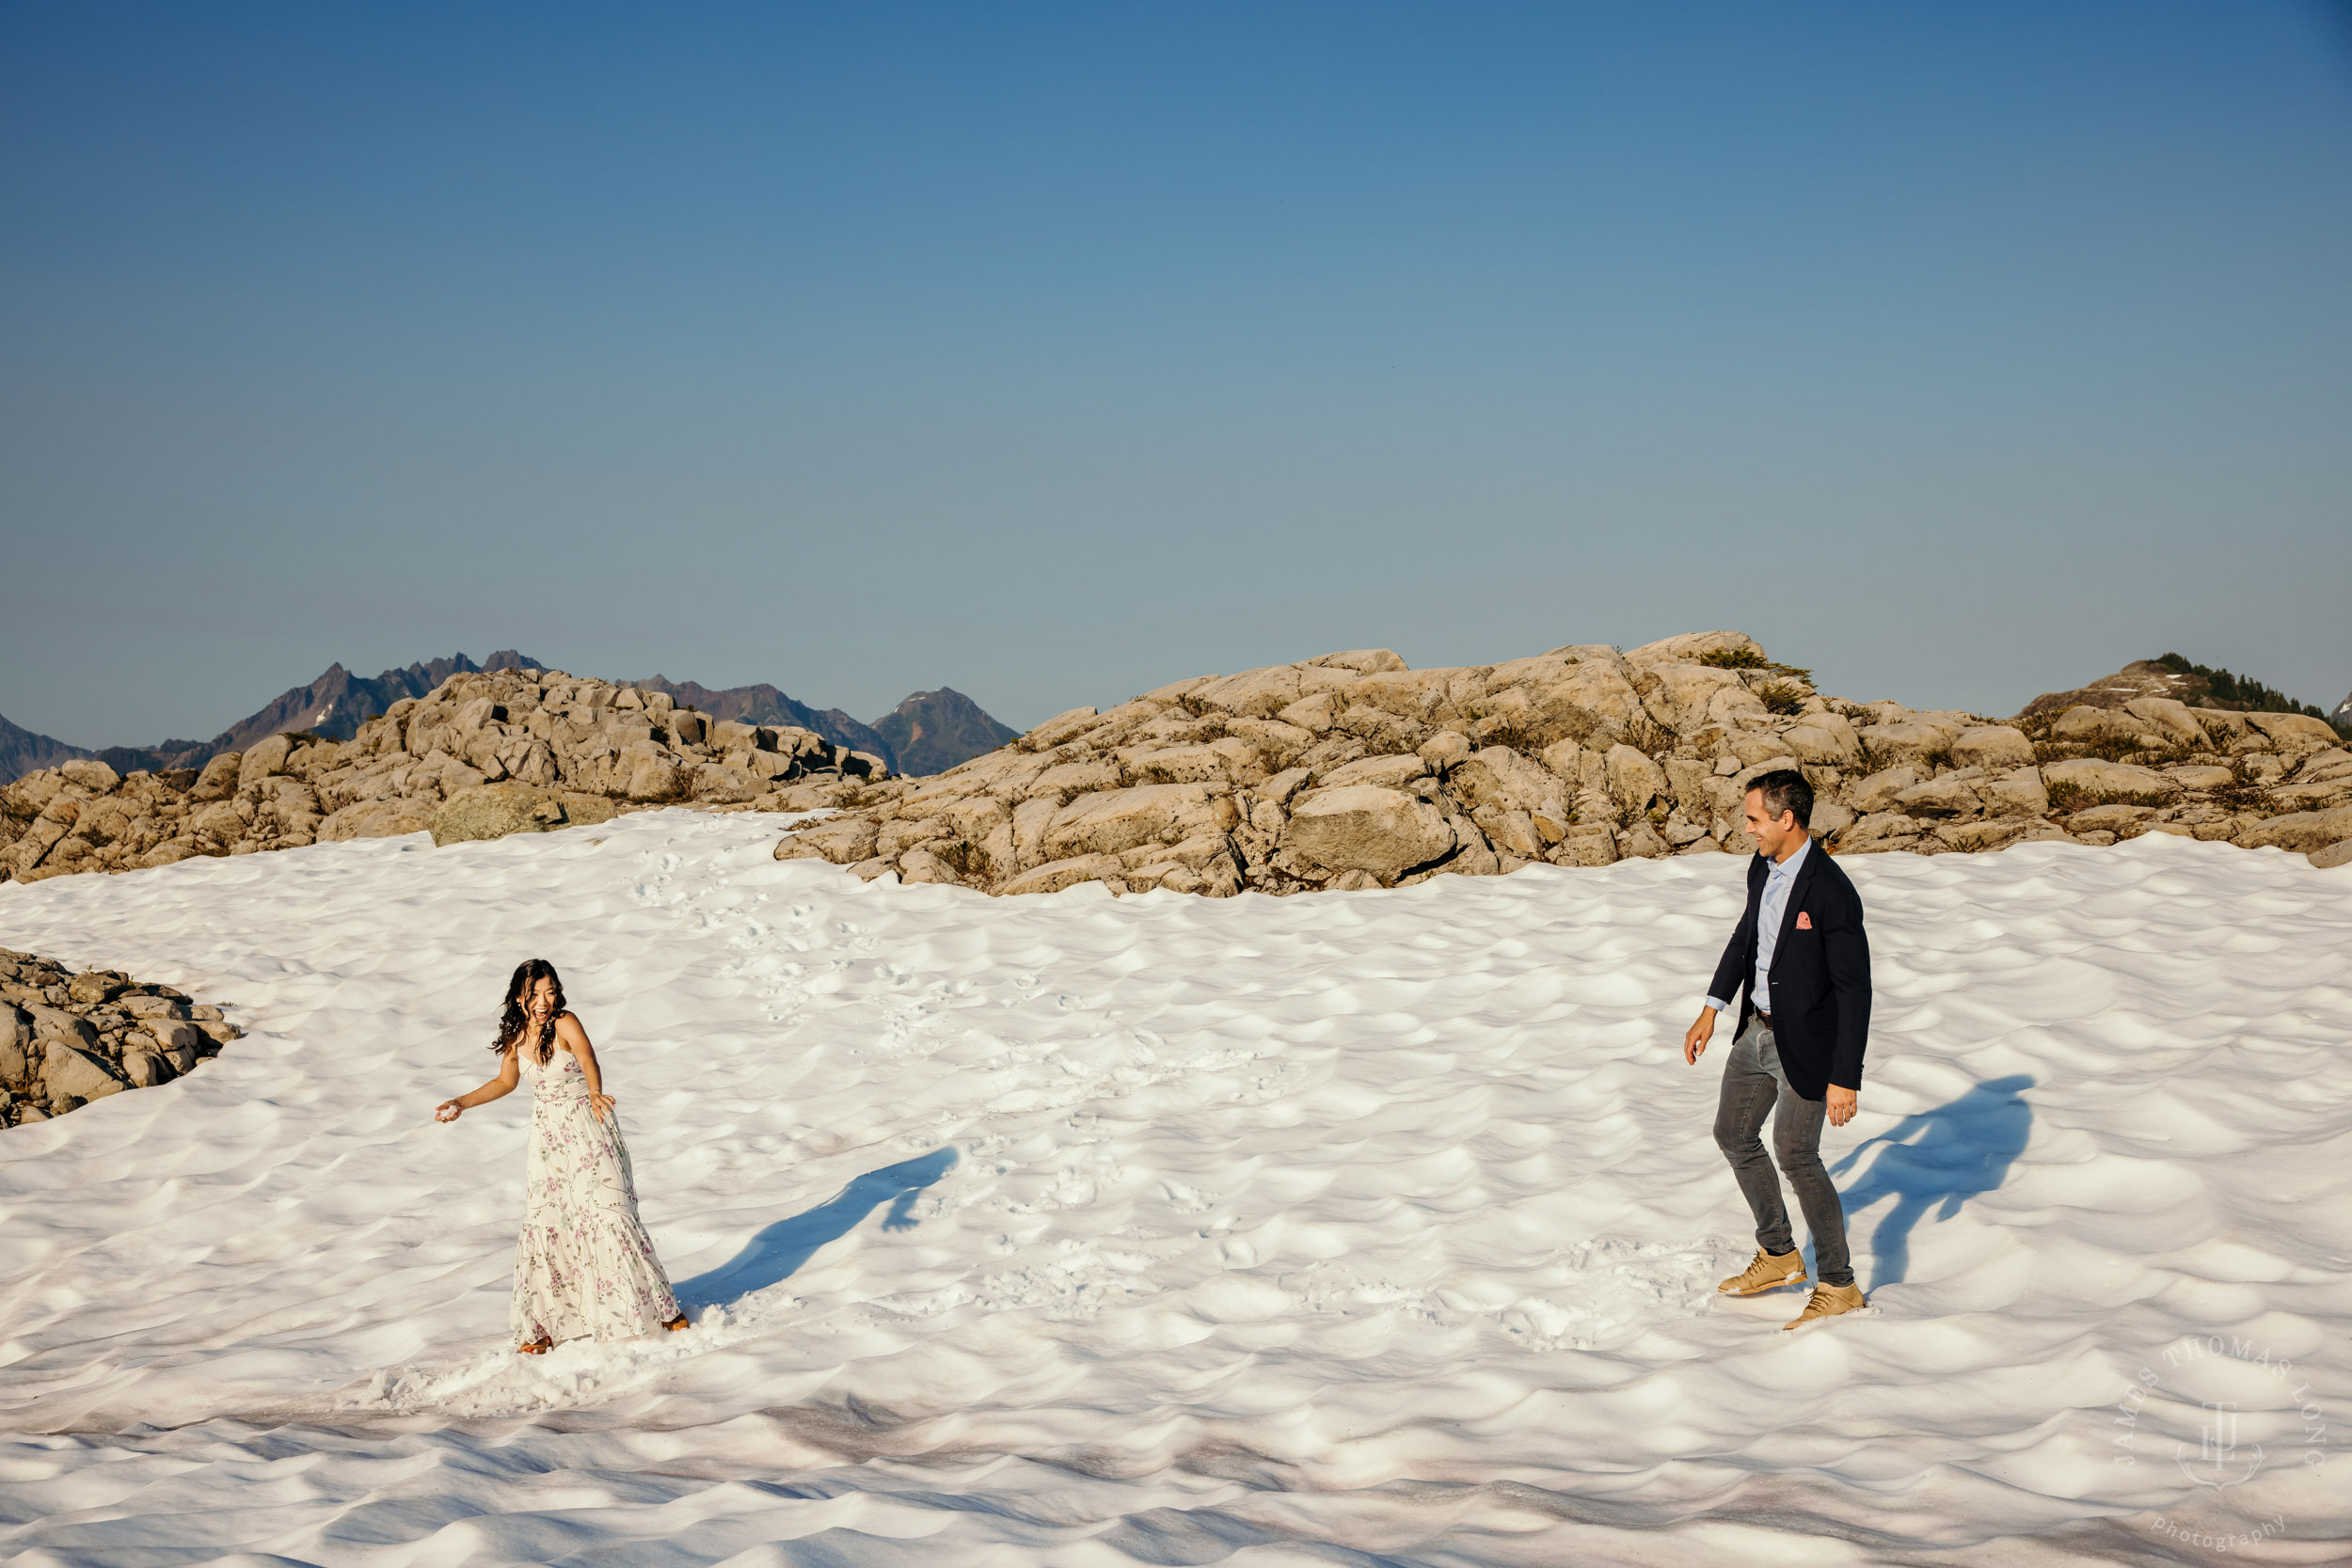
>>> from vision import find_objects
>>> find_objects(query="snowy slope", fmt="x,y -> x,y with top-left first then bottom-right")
1,813 -> 2346,1566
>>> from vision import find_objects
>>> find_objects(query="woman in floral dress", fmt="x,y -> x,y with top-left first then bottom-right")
436,958 -> 690,1353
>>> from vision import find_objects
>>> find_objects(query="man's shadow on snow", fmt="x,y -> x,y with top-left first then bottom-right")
1829,1076 -> 2032,1291
675,1148 -> 957,1307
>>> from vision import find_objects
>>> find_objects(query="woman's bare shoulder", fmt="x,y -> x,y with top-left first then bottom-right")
553,1010 -> 592,1045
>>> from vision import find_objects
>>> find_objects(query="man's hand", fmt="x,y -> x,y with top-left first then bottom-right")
1683,1007 -> 1717,1065
1826,1085 -> 1858,1127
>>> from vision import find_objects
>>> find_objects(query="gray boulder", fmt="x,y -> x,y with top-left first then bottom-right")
1040,784 -> 1218,862
318,797 -> 439,842
26,1005 -> 98,1051
43,1040 -> 125,1104
998,853 -> 1127,895
1951,725 -> 2035,770
1604,745 -> 1668,812
430,784 -> 620,847
2042,758 -> 2180,801
773,816 -> 880,865
129,1018 -> 204,1071
2239,805 -> 2352,854
122,1050 -> 175,1087
0,1004 -> 29,1085
1281,785 -> 1456,882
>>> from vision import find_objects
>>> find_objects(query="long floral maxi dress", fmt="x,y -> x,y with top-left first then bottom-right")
510,1042 -> 681,1344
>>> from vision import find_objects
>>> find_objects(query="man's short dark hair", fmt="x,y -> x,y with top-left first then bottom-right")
1747,768 -> 1813,830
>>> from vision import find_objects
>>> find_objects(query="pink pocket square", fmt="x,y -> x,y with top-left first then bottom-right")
1796,911 -> 1814,930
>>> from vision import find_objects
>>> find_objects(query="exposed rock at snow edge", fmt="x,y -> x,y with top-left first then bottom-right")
772,631 -> 2352,895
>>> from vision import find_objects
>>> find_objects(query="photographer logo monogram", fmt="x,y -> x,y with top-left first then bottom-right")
2111,1335 -> 2328,1486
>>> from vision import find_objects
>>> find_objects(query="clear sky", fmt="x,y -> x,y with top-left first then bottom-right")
4,2 -> 2348,746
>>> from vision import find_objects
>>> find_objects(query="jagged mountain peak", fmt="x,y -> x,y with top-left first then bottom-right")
872,688 -> 1021,778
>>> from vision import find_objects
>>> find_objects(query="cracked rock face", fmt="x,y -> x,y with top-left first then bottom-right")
775,632 -> 2352,896
0,949 -> 243,1128
0,668 -> 896,884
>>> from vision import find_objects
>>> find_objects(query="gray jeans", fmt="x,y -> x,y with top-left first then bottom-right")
1712,1019 -> 1851,1287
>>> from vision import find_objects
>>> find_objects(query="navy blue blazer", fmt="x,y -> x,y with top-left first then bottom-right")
1707,843 -> 1872,1101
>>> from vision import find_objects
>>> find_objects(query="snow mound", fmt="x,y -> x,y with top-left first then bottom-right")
2,812 -> 2346,1564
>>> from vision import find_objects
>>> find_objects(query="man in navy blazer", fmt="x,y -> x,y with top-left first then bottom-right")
1682,768 -> 1871,1329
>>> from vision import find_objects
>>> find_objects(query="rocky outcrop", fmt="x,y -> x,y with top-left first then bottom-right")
2018,659 -> 2206,720
3,651 -> 551,785
0,949 -> 242,1127
2026,655 -> 2349,735
63,650 -> 551,783
774,633 -> 2352,895
625,677 -> 1020,777
0,666 -> 891,883
618,674 -> 896,769
8,651 -> 1023,785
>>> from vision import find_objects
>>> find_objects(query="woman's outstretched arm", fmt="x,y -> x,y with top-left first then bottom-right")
436,1045 -> 519,1122
555,1012 -> 617,1123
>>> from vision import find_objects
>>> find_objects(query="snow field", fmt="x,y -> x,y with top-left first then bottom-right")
1,811 -> 2347,1565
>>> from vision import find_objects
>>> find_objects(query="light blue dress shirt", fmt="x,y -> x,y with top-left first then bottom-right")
1708,836 -> 1812,1019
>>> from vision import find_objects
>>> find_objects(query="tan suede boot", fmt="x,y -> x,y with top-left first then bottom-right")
1717,1247 -> 1806,1296
1782,1282 -> 1867,1329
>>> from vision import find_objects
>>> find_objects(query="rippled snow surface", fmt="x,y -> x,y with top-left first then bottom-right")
2,813 -> 2346,1565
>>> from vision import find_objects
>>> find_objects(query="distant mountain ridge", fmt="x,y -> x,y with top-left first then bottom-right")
873,689 -> 1021,777
0,712 -> 85,787
0,654 -> 1018,784
559,678 -> 1018,777
604,680 -> 1017,774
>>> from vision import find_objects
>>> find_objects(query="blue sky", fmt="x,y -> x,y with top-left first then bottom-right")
4,2 -> 2347,744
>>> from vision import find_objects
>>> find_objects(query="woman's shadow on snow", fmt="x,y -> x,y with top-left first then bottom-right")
1829,1076 -> 2032,1291
675,1148 -> 957,1307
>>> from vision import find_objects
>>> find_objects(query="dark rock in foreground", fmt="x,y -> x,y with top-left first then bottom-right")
0,950 -> 242,1128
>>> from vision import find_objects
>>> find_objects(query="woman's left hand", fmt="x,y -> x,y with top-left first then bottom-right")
589,1092 -> 615,1123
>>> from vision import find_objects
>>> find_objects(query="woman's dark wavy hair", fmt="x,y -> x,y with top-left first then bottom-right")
494,958 -> 566,1063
